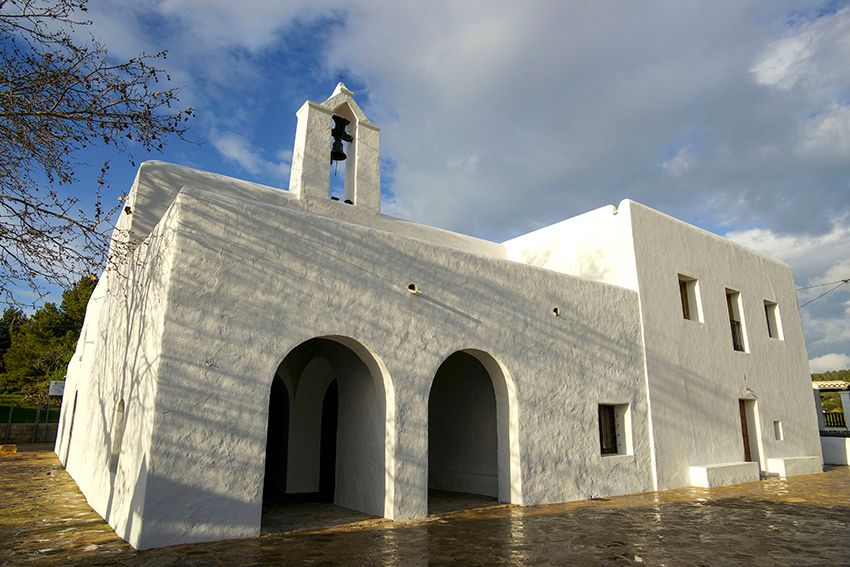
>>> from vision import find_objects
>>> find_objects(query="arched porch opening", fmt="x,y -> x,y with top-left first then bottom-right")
261,336 -> 395,531
427,349 -> 522,514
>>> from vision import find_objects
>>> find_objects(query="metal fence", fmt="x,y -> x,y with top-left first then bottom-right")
2,406 -> 60,444
824,412 -> 847,429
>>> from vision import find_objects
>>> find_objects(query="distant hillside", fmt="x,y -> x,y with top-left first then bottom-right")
812,368 -> 850,382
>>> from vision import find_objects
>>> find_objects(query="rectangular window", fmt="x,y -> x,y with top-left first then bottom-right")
725,289 -> 749,352
773,420 -> 784,441
678,274 -> 702,322
764,300 -> 783,340
599,403 -> 632,456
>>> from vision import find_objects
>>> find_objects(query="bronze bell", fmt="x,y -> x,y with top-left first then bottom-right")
330,115 -> 353,163
331,139 -> 346,162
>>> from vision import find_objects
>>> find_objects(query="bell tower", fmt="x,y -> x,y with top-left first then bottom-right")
288,83 -> 381,214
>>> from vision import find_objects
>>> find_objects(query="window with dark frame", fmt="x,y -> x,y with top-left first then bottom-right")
726,289 -> 746,352
599,404 -> 618,455
679,278 -> 691,319
678,274 -> 701,322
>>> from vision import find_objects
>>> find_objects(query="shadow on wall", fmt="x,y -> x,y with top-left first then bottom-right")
57,192 -> 182,542
142,185 -> 648,515
62,160 -> 783,546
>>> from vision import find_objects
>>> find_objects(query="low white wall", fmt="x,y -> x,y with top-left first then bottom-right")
766,456 -> 822,478
689,462 -> 760,488
821,436 -> 850,465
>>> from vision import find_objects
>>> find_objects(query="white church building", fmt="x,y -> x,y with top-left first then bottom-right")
55,84 -> 823,549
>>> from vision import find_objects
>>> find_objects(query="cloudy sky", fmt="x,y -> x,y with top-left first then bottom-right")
65,0 -> 849,371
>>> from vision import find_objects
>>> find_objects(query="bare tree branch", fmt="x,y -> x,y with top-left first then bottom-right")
0,0 -> 193,305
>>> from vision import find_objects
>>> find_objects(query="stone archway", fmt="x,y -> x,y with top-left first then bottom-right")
427,349 -> 522,513
261,336 -> 395,529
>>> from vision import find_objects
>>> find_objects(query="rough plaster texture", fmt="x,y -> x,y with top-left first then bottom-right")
55,85 -> 823,550
507,199 -> 823,490
626,202 -> 823,489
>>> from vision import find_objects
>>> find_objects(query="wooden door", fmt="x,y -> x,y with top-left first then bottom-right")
739,400 -> 752,462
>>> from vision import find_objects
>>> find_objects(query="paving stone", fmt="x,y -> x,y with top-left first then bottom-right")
1,450 -> 849,565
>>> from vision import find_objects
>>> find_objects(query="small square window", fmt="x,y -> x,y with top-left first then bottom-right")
764,300 -> 783,340
678,274 -> 703,322
599,403 -> 632,456
773,420 -> 784,441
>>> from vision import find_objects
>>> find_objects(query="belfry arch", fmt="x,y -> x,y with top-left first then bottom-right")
261,336 -> 395,525
427,349 -> 522,511
289,82 -> 381,213
329,101 -> 357,202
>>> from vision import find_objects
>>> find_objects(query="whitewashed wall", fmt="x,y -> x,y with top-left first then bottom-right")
55,200 -> 180,547
57,162 -> 652,549
500,199 -> 823,491
504,204 -> 638,291
57,156 -> 822,551
626,201 -> 822,489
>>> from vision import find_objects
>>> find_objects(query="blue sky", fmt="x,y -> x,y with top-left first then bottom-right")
46,0 -> 850,370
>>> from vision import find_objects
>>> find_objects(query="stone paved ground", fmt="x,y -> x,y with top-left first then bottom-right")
2,447 -> 849,566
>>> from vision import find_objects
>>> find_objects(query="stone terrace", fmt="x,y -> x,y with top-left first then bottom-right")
1,447 -> 849,566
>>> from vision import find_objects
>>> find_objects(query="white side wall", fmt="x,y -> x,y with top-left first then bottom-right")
504,204 -> 639,291
54,201 -> 179,548
821,436 -> 850,465
624,200 -> 822,489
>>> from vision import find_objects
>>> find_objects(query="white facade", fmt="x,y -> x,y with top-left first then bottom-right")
55,85 -> 822,550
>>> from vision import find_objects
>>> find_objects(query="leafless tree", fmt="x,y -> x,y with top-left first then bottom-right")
0,0 -> 192,306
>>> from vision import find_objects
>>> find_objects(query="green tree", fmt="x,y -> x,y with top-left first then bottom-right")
812,368 -> 850,414
0,276 -> 95,402
0,306 -> 25,373
812,369 -> 850,382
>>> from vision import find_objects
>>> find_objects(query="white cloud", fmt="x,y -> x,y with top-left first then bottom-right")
211,132 -> 291,183
752,8 -> 850,97
725,221 -> 850,285
810,353 -> 850,373
752,35 -> 813,91
661,145 -> 694,177
84,1 -> 850,233
726,220 -> 850,359
797,103 -> 850,159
